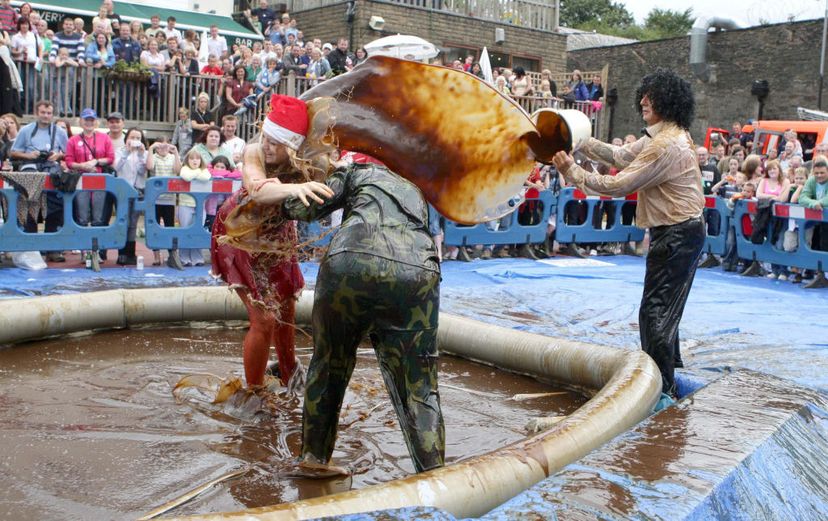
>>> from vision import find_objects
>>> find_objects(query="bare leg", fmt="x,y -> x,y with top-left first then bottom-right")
238,290 -> 275,387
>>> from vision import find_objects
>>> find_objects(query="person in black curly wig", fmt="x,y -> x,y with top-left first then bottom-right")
551,68 -> 705,411
634,68 -> 695,130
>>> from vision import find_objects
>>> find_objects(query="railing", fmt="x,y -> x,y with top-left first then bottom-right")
15,61 -> 323,142
290,0 -> 559,32
15,61 -> 606,140
510,96 -> 604,138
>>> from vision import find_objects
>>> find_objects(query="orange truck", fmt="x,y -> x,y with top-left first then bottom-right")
704,121 -> 828,160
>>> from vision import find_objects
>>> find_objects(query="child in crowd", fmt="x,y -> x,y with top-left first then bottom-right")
178,150 -> 211,266
171,107 -> 193,157
204,155 -> 241,231
147,137 -> 182,266
53,47 -> 79,117
785,167 -> 809,283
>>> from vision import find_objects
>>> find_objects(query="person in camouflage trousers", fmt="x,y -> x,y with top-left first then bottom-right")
282,161 -> 444,475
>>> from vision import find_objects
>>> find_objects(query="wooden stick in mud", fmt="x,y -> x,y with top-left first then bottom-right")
136,467 -> 251,520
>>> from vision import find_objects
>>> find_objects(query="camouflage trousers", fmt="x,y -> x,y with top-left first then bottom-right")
302,252 -> 445,473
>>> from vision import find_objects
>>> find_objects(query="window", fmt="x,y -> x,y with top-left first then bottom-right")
511,55 -> 541,73
440,44 -> 478,67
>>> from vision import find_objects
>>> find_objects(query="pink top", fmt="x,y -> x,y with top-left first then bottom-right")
204,168 -> 242,215
65,133 -> 116,173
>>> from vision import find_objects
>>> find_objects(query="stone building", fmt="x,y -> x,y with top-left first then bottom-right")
290,0 -> 567,72
568,19 -> 826,142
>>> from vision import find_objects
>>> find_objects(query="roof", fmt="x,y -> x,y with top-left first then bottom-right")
14,0 -> 261,40
557,26 -> 638,51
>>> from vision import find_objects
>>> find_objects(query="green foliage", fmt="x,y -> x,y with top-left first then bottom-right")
560,0 -> 634,28
563,2 -> 697,42
644,8 -> 694,39
111,59 -> 152,76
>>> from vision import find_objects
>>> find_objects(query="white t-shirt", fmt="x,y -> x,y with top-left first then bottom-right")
163,28 -> 183,45
12,31 -> 38,62
141,50 -> 167,70
207,36 -> 227,60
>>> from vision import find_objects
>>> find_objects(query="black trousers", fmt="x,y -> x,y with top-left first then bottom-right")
640,217 -> 705,396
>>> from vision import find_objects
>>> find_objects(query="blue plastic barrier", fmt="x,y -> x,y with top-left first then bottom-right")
733,199 -> 828,271
703,195 -> 730,256
0,174 -> 138,252
554,188 -> 644,244
141,177 -> 242,250
304,221 -> 333,247
443,191 -> 554,247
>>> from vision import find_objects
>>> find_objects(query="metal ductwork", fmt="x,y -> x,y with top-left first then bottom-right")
690,17 -> 742,81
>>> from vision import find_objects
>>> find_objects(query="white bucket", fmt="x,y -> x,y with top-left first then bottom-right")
531,108 -> 593,153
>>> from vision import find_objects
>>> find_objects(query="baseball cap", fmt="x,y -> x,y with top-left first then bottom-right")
80,108 -> 98,120
322,43 -> 333,51
106,111 -> 124,121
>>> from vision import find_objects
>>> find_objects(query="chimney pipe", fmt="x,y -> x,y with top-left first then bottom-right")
690,17 -> 742,82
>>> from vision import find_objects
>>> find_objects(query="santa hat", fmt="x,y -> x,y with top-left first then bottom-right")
262,94 -> 308,150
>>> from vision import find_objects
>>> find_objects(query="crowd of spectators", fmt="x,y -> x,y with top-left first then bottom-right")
0,0 -> 367,121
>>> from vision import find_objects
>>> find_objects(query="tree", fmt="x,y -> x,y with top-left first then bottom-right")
644,8 -> 694,39
560,0 -> 635,28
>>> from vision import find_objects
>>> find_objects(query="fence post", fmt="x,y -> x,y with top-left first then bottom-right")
287,71 -> 296,97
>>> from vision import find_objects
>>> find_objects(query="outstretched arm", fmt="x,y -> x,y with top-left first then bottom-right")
241,144 -> 333,206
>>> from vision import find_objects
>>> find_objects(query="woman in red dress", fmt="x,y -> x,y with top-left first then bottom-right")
211,94 -> 333,390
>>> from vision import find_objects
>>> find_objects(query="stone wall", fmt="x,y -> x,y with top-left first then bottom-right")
293,0 -> 567,72
568,19 -> 825,142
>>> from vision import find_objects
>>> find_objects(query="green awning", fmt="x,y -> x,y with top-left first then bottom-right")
14,0 -> 262,46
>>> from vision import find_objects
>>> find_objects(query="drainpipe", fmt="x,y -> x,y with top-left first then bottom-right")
690,17 -> 742,82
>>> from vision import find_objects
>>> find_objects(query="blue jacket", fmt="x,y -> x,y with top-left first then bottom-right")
85,42 -> 115,68
111,37 -> 141,63
573,81 -> 589,101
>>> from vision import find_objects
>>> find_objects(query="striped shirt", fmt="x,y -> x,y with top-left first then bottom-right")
49,31 -> 85,62
0,5 -> 17,33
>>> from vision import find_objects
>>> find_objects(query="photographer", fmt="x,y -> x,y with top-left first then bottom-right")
10,99 -> 68,262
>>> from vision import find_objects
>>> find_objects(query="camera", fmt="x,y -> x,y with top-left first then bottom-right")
37,150 -> 50,161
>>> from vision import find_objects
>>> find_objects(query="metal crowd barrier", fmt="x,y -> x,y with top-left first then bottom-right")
553,188 -> 644,244
732,199 -> 828,272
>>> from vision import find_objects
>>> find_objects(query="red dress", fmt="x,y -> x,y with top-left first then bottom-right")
211,189 -> 304,314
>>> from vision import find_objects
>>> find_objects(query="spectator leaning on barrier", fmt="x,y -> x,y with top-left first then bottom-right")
85,32 -> 115,68
112,23 -> 139,63
10,99 -> 68,261
798,155 -> 828,288
146,136 -> 181,266
114,127 -> 147,266
48,17 -> 84,63
65,108 -> 115,241
327,37 -> 349,76
552,69 -> 705,407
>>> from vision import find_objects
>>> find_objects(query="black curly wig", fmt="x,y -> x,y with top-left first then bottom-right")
635,68 -> 695,130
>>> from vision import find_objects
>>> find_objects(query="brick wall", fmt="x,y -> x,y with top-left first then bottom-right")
568,19 -> 825,142
293,0 -> 567,72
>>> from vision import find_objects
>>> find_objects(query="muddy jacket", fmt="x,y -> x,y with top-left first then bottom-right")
282,163 -> 439,272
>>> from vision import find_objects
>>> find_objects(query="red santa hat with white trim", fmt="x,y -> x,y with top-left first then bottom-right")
262,94 -> 308,151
